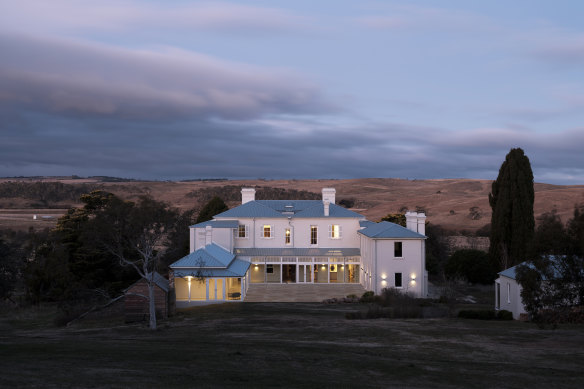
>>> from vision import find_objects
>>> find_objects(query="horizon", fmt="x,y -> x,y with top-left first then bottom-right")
1,1 -> 583,185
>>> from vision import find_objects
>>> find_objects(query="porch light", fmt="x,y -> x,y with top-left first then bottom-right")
254,265 -> 259,271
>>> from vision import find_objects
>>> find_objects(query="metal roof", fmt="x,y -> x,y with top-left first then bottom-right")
359,220 -> 376,228
170,243 -> 235,268
358,221 -> 426,239
173,259 -> 250,278
125,272 -> 169,293
214,200 -> 364,219
234,247 -> 360,257
190,220 -> 239,229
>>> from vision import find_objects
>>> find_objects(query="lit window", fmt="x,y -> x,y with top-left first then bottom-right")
310,226 -> 318,245
395,273 -> 403,288
263,225 -> 272,238
329,224 -> 342,239
394,242 -> 403,258
238,225 -> 248,238
285,228 -> 291,245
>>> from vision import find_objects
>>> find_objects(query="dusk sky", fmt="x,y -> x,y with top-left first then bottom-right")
1,1 -> 583,184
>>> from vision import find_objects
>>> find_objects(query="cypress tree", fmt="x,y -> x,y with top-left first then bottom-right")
488,148 -> 534,270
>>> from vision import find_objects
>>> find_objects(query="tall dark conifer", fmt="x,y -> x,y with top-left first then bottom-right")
489,148 -> 535,270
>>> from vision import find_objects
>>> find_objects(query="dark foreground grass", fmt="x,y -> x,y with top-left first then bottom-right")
1,302 -> 583,388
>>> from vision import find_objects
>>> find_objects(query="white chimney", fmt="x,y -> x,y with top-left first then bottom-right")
405,211 -> 426,235
417,213 -> 426,235
241,188 -> 256,204
205,225 -> 213,246
324,200 -> 330,217
322,188 -> 336,205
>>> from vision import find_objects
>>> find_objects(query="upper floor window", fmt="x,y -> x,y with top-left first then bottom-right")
310,226 -> 318,245
329,224 -> 342,239
394,242 -> 403,258
285,228 -> 291,245
238,224 -> 248,238
263,225 -> 272,238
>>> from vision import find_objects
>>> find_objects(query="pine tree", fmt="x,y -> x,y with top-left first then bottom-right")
488,148 -> 535,270
195,196 -> 228,224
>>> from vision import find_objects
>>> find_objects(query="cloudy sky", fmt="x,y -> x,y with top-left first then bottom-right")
1,1 -> 583,184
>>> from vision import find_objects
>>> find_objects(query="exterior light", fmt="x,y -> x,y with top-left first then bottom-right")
381,280 -> 387,286
411,273 -> 416,281
254,265 -> 259,271
381,273 -> 387,280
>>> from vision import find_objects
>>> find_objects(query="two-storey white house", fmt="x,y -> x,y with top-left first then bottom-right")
169,188 -> 427,303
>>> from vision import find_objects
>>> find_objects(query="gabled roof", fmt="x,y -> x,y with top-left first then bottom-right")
214,200 -> 364,219
359,220 -> 376,228
170,243 -> 235,268
190,220 -> 239,229
358,221 -> 426,239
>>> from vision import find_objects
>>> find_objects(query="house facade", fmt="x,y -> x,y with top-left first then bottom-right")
169,188 -> 427,304
495,265 -> 528,320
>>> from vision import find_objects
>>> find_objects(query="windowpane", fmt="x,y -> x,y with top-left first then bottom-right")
263,225 -> 271,238
238,225 -> 247,238
394,242 -> 403,257
285,228 -> 291,244
331,224 -> 341,239
310,226 -> 318,245
395,273 -> 402,288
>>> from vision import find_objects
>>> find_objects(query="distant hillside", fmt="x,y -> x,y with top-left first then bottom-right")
0,177 -> 583,233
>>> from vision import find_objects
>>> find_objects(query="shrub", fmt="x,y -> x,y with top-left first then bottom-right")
360,291 -> 376,303
497,310 -> 513,320
458,309 -> 496,320
445,249 -> 496,284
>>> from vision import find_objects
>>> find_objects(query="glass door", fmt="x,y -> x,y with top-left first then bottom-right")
297,264 -> 312,283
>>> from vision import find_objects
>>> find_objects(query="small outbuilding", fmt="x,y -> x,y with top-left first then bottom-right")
124,272 -> 169,323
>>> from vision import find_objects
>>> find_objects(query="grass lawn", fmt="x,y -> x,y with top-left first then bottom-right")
1,302 -> 583,388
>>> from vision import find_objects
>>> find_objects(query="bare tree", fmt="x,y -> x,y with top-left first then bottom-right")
92,196 -> 177,330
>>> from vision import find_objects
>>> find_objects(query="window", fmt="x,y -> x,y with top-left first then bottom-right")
310,226 -> 318,245
267,265 -> 274,274
507,283 -> 511,304
238,224 -> 248,238
394,242 -> 403,258
285,228 -> 291,245
395,273 -> 403,288
329,224 -> 342,239
263,225 -> 272,238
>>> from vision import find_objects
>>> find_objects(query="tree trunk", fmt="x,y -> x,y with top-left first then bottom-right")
148,281 -> 157,330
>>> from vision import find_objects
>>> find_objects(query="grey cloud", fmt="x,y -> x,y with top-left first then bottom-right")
0,1 -> 310,35
2,108 -> 583,184
0,33 -> 334,120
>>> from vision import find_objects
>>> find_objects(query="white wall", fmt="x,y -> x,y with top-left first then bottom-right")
496,276 -> 527,320
360,235 -> 426,297
192,227 -> 234,252
231,217 -> 361,249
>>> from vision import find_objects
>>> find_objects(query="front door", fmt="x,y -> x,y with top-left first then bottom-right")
297,264 -> 312,283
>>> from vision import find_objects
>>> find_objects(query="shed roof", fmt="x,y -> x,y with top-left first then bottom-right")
190,220 -> 239,229
358,221 -> 426,239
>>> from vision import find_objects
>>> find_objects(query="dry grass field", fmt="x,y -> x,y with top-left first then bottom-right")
0,302 -> 583,388
1,177 -> 583,232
